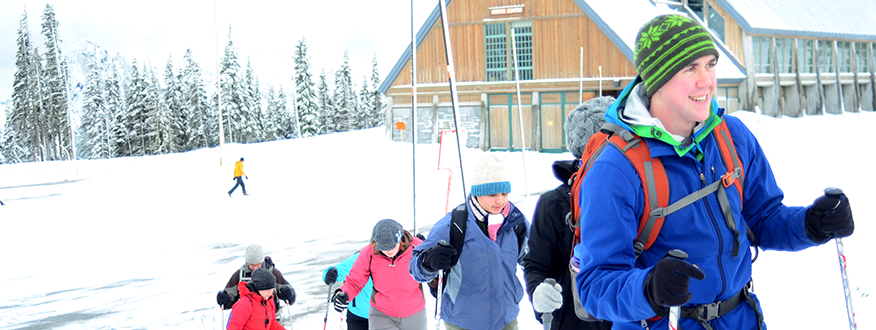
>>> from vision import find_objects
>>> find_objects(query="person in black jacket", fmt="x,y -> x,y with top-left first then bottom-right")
523,96 -> 615,330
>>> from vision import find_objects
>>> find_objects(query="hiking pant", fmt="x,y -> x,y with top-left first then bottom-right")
444,319 -> 518,330
229,176 -> 246,195
347,310 -> 368,330
368,306 -> 426,330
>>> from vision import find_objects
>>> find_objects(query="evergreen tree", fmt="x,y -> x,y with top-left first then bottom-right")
316,69 -> 333,135
219,27 -> 245,144
181,49 -> 212,150
104,67 -> 122,158
358,75 -> 370,129
41,4 -> 71,160
123,60 -> 147,156
164,56 -> 184,153
368,55 -> 385,128
242,58 -> 263,142
79,62 -> 111,159
2,107 -> 27,164
9,8 -> 41,162
143,67 -> 169,155
263,86 -> 280,140
332,52 -> 356,132
293,38 -> 319,138
278,86 -> 296,138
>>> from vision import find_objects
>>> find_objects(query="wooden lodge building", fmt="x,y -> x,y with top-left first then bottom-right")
378,0 -> 876,152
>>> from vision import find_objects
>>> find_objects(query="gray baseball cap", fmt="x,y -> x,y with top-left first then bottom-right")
372,219 -> 404,251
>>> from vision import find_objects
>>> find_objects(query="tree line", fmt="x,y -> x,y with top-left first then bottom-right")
1,4 -> 385,164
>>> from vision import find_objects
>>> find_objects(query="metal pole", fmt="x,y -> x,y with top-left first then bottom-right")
437,0 -> 466,199
579,47 -> 584,104
411,0 -> 418,235
599,66 -> 603,97
214,0 -> 225,166
824,188 -> 857,330
510,28 -> 530,199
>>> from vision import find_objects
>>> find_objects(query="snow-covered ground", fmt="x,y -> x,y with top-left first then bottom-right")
0,110 -> 873,330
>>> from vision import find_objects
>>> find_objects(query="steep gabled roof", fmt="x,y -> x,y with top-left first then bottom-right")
378,1 -> 447,94
714,0 -> 876,41
574,0 -> 746,84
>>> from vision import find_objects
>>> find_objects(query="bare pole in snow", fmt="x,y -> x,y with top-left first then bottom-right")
411,0 -> 418,234
437,0 -> 466,200
214,0 -> 225,166
510,28 -> 529,199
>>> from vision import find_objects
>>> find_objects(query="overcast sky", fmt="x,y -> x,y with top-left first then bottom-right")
0,0 -> 437,104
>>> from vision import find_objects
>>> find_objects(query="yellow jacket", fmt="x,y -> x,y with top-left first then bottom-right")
233,161 -> 246,178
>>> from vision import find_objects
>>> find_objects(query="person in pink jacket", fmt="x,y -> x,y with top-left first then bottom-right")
331,219 -> 427,330
227,267 -> 286,330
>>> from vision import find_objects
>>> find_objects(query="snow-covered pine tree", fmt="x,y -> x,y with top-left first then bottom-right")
277,86 -> 296,138
219,27 -> 245,144
9,8 -> 40,162
1,107 -> 27,164
41,4 -> 71,160
242,58 -> 263,143
293,38 -> 319,138
164,56 -> 184,153
182,49 -> 212,150
124,60 -> 148,156
144,67 -> 171,155
358,75 -> 370,129
104,67 -> 122,158
332,52 -> 357,132
368,55 -> 385,128
79,62 -> 110,159
316,69 -> 334,135
263,86 -> 280,140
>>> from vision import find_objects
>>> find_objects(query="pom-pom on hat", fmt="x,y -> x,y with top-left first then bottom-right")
470,153 -> 511,197
251,268 -> 276,291
245,244 -> 264,265
372,219 -> 404,251
634,14 -> 719,97
566,96 -> 614,159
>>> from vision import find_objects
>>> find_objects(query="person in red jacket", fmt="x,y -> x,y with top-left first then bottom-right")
227,267 -> 286,330
331,219 -> 427,330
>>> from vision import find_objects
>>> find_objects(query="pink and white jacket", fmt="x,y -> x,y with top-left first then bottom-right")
340,231 -> 425,318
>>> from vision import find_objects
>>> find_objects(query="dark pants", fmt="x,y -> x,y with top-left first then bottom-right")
347,310 -> 368,330
229,176 -> 246,195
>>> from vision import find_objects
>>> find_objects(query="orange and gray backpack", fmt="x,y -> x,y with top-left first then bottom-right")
565,120 -> 758,321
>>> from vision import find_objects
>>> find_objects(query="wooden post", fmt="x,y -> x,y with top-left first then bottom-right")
794,38 -> 806,116
768,37 -> 782,117
870,43 -> 876,111
832,40 -> 843,114
813,40 -> 825,115
740,32 -> 757,111
851,42 -> 860,112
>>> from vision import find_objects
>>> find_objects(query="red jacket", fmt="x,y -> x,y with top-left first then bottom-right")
340,231 -> 425,318
227,281 -> 285,330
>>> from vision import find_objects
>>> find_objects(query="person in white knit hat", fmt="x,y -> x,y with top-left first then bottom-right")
410,153 -> 530,330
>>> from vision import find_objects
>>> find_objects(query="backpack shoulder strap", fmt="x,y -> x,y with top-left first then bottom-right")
713,120 -> 744,205
513,222 -> 526,255
449,204 -> 467,266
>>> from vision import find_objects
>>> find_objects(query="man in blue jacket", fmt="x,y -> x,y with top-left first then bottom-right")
573,14 -> 855,330
410,153 -> 529,330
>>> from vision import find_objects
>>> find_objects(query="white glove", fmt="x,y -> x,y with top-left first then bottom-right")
532,280 -> 563,313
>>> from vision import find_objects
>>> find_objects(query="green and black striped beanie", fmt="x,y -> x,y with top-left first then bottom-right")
634,14 -> 719,97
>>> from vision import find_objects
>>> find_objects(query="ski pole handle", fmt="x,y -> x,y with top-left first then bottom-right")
825,188 -> 857,330
665,249 -> 688,330
541,278 -> 557,330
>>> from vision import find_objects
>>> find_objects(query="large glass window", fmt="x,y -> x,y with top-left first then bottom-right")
798,39 -> 814,74
753,36 -> 771,73
510,21 -> 532,81
485,22 -> 507,82
705,2 -> 725,42
775,38 -> 794,73
837,41 -> 852,72
856,42 -> 870,73
818,40 -> 834,73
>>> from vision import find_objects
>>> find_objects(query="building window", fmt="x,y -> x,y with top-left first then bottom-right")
775,38 -> 794,73
753,36 -> 771,74
511,21 -> 532,81
798,39 -> 814,74
818,40 -> 834,73
838,41 -> 852,73
485,22 -> 507,82
856,42 -> 870,73
705,1 -> 725,42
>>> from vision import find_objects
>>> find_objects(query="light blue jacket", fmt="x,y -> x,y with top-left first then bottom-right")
323,252 -> 372,319
410,199 -> 529,330
573,79 -> 822,330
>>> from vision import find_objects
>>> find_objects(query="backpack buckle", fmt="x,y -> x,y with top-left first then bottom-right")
695,301 -> 722,321
721,167 -> 741,188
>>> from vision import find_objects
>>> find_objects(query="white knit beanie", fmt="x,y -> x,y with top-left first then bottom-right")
245,244 -> 264,264
470,153 -> 512,197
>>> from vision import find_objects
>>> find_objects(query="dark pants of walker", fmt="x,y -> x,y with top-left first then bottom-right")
229,176 -> 246,195
347,310 -> 368,330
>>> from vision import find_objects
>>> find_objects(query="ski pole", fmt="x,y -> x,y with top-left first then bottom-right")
435,239 -> 450,330
824,188 -> 857,330
323,283 -> 334,330
665,249 -> 689,330
541,278 -> 557,330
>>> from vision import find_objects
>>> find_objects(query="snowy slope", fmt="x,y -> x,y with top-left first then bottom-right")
0,110 -> 873,329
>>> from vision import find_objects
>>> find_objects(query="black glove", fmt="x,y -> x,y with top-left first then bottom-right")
217,291 -> 234,309
419,242 -> 457,273
331,289 -> 349,312
645,258 -> 705,308
278,286 -> 296,304
416,233 -> 426,241
805,192 -> 854,243
324,267 -> 339,285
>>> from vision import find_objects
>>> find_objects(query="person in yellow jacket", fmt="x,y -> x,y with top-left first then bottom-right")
228,157 -> 248,196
